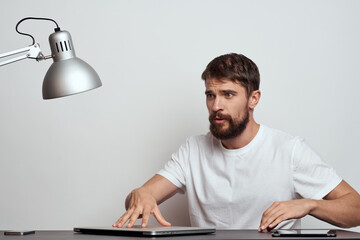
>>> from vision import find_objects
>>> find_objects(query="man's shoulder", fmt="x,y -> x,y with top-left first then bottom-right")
187,132 -> 215,144
182,132 -> 222,151
261,125 -> 302,144
174,133 -> 218,155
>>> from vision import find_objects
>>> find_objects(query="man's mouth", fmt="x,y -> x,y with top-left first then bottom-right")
209,112 -> 231,125
214,116 -> 226,124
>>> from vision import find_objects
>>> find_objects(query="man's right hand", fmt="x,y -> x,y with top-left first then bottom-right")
112,175 -> 178,228
112,187 -> 171,228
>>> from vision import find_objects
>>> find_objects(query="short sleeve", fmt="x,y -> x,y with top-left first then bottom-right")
291,138 -> 342,199
157,138 -> 191,191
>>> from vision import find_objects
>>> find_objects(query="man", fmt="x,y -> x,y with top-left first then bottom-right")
113,53 -> 360,231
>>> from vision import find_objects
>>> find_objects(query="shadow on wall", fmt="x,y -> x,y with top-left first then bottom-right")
149,193 -> 190,226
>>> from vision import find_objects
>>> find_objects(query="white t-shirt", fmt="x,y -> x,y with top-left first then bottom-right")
157,125 -> 342,229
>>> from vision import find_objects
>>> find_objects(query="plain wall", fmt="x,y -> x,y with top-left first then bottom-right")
1,0 -> 360,231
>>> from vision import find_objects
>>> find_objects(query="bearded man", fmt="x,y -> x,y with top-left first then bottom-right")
113,53 -> 360,231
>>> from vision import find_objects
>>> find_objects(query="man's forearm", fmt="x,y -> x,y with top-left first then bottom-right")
310,192 -> 360,228
259,181 -> 360,231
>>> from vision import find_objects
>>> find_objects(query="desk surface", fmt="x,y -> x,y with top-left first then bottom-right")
1,230 -> 360,240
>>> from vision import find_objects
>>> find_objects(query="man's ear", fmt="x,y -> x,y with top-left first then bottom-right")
248,90 -> 261,110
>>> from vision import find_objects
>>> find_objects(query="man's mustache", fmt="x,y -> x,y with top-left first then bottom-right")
209,112 -> 232,122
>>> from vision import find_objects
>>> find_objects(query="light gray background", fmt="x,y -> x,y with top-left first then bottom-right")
1,0 -> 359,232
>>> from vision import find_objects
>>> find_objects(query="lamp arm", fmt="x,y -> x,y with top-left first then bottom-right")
0,43 -> 48,67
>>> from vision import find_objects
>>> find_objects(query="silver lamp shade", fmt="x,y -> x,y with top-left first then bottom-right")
42,30 -> 102,99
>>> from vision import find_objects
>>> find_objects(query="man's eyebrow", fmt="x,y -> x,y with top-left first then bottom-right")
220,90 -> 237,94
205,90 -> 238,95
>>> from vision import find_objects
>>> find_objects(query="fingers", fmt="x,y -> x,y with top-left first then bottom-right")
258,199 -> 312,232
141,207 -> 151,228
259,201 -> 297,231
113,206 -> 170,228
259,212 -> 285,232
126,209 -> 142,228
113,192 -> 137,228
113,186 -> 172,228
141,206 -> 171,228
112,207 -> 142,228
113,208 -> 135,228
153,207 -> 171,226
258,202 -> 283,232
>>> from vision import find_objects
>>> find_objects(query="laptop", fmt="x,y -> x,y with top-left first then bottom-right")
74,225 -> 216,237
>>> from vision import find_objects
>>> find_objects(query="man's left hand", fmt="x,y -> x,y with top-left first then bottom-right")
258,199 -> 316,232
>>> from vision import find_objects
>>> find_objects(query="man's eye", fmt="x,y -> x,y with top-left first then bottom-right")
206,94 -> 214,98
225,93 -> 233,97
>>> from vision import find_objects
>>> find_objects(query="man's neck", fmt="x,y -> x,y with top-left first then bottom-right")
221,119 -> 260,150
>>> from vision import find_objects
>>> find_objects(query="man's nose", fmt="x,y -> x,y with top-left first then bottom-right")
212,97 -> 223,111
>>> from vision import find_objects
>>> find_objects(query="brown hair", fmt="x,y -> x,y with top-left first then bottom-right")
201,53 -> 260,97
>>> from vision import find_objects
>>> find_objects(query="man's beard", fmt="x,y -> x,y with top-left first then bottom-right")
209,109 -> 250,140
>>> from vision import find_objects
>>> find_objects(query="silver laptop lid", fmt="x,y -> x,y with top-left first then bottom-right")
74,226 -> 216,236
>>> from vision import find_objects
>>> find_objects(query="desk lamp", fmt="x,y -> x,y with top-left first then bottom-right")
0,17 -> 102,99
